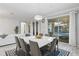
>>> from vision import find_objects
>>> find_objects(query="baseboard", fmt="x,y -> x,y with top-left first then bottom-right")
0,43 -> 16,47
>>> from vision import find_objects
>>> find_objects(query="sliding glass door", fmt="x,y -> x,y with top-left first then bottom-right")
48,15 -> 69,43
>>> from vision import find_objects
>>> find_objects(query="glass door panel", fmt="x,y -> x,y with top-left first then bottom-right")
48,15 -> 69,43
48,18 -> 58,37
58,16 -> 69,43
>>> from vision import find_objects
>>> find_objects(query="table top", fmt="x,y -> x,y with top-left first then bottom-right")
20,36 -> 56,48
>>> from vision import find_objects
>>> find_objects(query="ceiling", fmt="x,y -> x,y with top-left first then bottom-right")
0,3 -> 79,21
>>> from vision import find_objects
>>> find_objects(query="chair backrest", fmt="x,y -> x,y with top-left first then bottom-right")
15,36 -> 24,55
45,34 -> 49,36
15,36 -> 21,48
25,34 -> 30,36
29,40 -> 41,56
19,38 -> 30,55
50,39 -> 57,52
55,38 -> 58,45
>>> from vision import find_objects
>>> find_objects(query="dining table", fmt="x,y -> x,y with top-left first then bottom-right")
20,36 -> 56,48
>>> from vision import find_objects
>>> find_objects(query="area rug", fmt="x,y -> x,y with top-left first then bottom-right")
5,48 -> 70,56
47,49 -> 70,56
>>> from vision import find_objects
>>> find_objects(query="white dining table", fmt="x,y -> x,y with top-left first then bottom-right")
20,36 -> 56,48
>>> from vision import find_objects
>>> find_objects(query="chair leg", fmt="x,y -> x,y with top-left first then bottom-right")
57,44 -> 58,50
53,50 -> 55,56
56,45 -> 58,51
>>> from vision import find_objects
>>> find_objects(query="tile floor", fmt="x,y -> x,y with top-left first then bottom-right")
0,42 -> 79,56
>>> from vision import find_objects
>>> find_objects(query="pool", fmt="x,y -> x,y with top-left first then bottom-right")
54,32 -> 69,37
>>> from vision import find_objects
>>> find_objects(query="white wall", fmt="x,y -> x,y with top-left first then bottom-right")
69,11 -> 77,46
0,18 -> 24,35
21,22 -> 29,34
39,18 -> 48,35
30,21 -> 33,36
69,11 -> 79,47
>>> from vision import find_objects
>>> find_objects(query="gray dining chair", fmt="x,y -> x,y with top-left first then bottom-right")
25,34 -> 30,36
45,34 -> 49,36
51,39 -> 57,51
29,40 -> 42,56
48,39 -> 57,54
15,36 -> 21,49
51,38 -> 58,50
5,37 -> 27,56
19,38 -> 30,56
55,38 -> 58,50
15,36 -> 23,56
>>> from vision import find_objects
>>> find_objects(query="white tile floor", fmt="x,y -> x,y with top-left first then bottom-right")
0,42 -> 79,56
